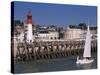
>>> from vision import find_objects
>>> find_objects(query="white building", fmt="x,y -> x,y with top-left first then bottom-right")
64,27 -> 84,40
64,26 -> 97,41
35,31 -> 59,41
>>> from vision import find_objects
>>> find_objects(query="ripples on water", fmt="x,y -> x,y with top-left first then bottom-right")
14,52 -> 97,74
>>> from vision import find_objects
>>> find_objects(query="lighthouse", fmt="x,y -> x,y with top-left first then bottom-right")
26,11 -> 33,43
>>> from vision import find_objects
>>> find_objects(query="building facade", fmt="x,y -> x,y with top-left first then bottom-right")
64,26 -> 97,40
64,27 -> 84,40
35,31 -> 59,41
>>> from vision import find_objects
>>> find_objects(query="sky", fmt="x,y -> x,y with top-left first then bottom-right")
13,1 -> 97,26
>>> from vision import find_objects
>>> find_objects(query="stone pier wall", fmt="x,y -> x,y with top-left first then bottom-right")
11,40 -> 97,61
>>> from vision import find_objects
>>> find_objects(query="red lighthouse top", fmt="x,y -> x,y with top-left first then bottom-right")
27,11 -> 32,24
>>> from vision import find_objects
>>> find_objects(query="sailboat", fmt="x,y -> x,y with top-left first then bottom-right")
76,26 -> 94,64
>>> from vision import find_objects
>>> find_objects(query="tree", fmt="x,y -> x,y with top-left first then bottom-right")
78,23 -> 87,29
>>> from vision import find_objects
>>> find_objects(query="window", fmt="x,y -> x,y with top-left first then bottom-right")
51,37 -> 53,39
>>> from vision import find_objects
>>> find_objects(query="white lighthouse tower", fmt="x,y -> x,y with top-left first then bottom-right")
26,11 -> 33,43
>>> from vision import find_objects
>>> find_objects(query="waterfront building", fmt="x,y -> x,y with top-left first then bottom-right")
35,30 -> 59,41
64,27 -> 84,40
64,25 -> 97,40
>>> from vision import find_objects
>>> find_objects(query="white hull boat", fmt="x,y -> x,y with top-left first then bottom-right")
76,56 -> 94,64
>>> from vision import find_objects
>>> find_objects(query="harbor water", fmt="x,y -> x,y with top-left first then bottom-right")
14,52 -> 97,74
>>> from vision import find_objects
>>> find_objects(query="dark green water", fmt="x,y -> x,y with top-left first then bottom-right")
14,52 -> 97,74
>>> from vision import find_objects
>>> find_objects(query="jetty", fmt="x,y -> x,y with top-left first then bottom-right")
11,39 -> 97,62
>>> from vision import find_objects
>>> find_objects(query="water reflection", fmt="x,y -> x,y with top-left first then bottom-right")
82,63 -> 92,69
76,62 -> 92,69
